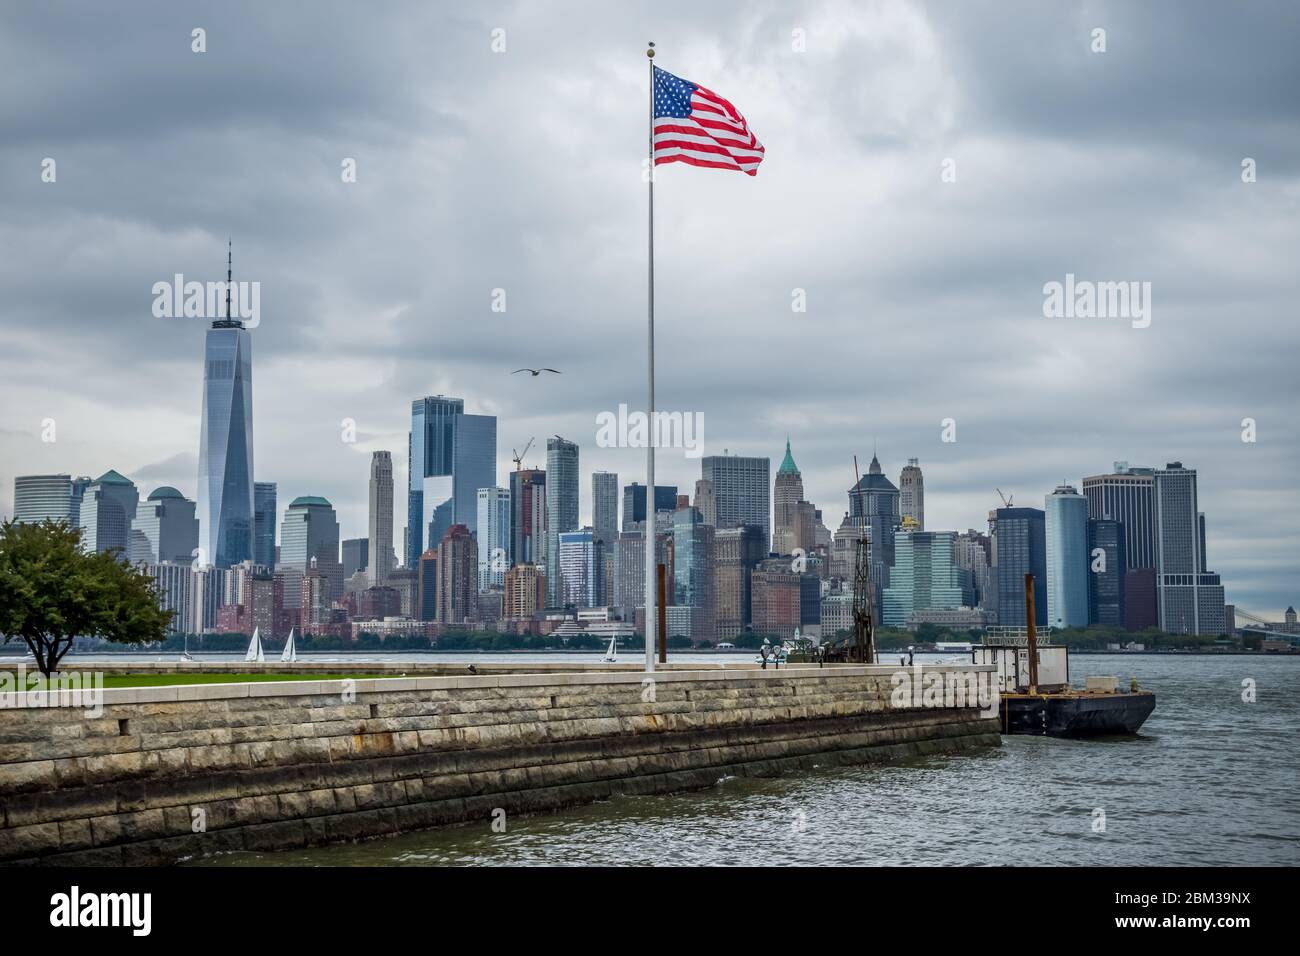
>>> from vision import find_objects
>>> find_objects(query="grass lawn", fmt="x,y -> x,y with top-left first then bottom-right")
10,673 -> 404,689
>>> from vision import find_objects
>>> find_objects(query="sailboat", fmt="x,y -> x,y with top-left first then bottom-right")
601,635 -> 618,663
280,628 -> 297,663
180,634 -> 196,662
244,627 -> 265,663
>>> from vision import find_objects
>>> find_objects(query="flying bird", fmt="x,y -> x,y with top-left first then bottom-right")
513,368 -> 562,376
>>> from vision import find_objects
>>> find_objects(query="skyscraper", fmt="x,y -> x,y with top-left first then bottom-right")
341,538 -> 369,579
406,396 -> 496,567
509,468 -> 546,566
68,476 -> 91,529
12,474 -> 73,525
1153,462 -> 1226,635
954,530 -> 994,610
1045,484 -> 1090,629
830,513 -> 866,581
772,439 -> 803,555
899,459 -> 924,531
129,487 -> 199,565
750,557 -> 806,640
621,482 -> 678,531
368,451 -> 395,585
591,472 -> 619,549
713,523 -> 765,640
253,481 -> 277,568
503,564 -> 545,621
78,470 -> 139,555
612,529 -> 671,618
558,529 -> 603,608
300,561 -> 331,631
591,472 -> 618,608
545,436 -> 579,607
416,549 -> 439,621
848,453 -> 900,596
190,564 -> 230,634
701,453 -> 770,547
671,507 -> 716,640
436,524 -> 477,624
993,507 -> 1047,628
795,501 -> 819,556
476,486 -> 511,590
279,496 -> 342,600
693,478 -> 716,526
148,561 -> 195,636
1087,518 -> 1127,627
1082,463 -> 1156,569
882,531 -> 964,628
197,244 -> 255,569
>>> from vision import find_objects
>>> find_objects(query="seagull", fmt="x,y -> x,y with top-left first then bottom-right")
513,368 -> 562,376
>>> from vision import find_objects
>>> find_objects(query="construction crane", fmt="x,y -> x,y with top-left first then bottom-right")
511,438 -> 534,471
996,488 -> 1014,508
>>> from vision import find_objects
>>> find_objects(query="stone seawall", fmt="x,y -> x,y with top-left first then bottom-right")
0,665 -> 1000,866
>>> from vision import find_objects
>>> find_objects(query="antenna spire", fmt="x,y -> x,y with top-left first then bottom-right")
226,238 -> 233,320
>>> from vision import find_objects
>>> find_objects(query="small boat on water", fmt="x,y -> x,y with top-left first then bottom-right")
601,635 -> 618,663
281,628 -> 297,663
179,634 -> 195,662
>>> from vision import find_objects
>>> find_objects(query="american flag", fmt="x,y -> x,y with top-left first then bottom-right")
652,65 -> 765,176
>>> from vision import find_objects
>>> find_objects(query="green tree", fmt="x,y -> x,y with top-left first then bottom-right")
0,520 -> 171,676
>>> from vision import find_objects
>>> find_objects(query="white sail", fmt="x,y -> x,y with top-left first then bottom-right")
245,627 -> 264,663
281,628 -> 297,663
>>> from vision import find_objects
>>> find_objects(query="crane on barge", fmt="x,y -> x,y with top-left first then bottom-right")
825,455 -> 877,664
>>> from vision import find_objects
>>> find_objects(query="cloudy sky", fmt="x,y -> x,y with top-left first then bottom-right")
1,1 -> 1296,617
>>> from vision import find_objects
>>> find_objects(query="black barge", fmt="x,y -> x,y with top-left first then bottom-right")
976,571 -> 1157,737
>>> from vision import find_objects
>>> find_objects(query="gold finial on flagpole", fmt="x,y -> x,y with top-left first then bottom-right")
647,41 -> 654,58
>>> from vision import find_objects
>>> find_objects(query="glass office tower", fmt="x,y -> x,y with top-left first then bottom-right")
12,474 -> 73,525
1045,484 -> 1090,629
882,530 -> 964,628
407,396 -> 496,567
993,507 -> 1047,627
197,301 -> 254,569
545,437 -> 579,607
253,481 -> 277,568
476,486 -> 511,590
701,454 -> 771,547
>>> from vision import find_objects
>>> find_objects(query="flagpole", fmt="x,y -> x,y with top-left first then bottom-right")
644,41 -> 657,674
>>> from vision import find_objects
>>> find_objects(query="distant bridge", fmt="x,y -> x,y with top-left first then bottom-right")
1234,607 -> 1294,639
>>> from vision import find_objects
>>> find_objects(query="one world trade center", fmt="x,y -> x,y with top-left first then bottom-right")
197,243 -> 254,568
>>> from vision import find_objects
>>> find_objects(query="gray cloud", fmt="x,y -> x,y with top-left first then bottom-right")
0,0 -> 1296,616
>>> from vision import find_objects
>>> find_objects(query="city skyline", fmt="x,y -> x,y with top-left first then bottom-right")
1,1 -> 1296,616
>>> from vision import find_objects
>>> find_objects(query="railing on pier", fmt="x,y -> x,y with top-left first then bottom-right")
982,625 -> 1057,647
